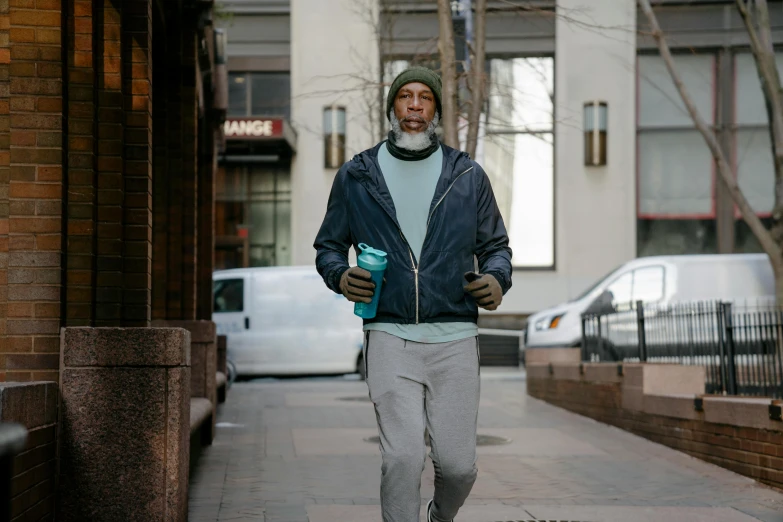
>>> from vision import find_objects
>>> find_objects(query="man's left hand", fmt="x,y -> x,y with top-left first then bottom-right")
464,273 -> 502,311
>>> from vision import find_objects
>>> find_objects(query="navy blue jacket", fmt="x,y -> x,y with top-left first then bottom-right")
314,141 -> 512,325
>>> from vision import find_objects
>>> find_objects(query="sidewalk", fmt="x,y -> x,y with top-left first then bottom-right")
189,369 -> 783,522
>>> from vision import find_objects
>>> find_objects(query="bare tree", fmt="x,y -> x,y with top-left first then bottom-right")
735,0 -> 783,245
639,0 -> 783,301
466,0 -> 487,158
437,0 -> 460,147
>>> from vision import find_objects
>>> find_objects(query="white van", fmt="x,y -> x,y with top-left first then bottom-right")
524,254 -> 775,349
212,266 -> 364,377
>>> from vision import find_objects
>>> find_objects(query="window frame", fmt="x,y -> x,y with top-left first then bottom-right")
636,50 -> 719,221
227,71 -> 291,119
732,49 -> 783,219
485,53 -> 557,271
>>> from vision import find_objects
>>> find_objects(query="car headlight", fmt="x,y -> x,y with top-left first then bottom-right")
535,314 -> 564,331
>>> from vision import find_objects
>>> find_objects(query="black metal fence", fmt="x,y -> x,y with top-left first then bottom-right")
582,301 -> 783,399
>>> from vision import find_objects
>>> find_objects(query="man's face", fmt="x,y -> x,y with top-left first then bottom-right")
393,82 -> 437,134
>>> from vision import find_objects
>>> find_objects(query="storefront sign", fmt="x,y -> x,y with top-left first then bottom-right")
224,118 -> 284,139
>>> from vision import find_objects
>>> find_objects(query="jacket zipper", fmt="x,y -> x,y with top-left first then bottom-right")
398,166 -> 474,325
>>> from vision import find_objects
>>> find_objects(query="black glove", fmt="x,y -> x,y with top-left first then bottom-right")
464,272 -> 502,311
340,267 -> 376,304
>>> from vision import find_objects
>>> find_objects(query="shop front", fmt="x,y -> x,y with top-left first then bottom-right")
216,117 -> 297,269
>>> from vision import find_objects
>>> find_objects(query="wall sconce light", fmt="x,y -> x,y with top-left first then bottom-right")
214,28 -> 227,65
324,105 -> 346,169
584,101 -> 607,166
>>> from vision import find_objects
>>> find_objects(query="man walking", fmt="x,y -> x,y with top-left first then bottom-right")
314,66 -> 512,522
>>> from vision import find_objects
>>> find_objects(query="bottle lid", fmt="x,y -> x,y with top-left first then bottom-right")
358,243 -> 387,259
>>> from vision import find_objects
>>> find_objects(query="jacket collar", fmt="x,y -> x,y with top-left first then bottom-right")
349,141 -> 471,185
347,142 -> 473,226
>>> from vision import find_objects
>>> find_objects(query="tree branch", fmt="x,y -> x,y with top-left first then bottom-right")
466,0 -> 487,158
639,0 -> 781,261
437,0 -> 459,147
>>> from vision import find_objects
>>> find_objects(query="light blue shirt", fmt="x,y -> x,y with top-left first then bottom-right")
364,142 -> 478,344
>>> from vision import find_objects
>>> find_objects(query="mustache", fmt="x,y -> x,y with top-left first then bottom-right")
401,115 -> 427,123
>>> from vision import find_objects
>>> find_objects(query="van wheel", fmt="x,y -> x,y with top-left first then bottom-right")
357,353 -> 366,381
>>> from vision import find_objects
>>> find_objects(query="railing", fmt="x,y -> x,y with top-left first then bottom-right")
582,301 -> 783,399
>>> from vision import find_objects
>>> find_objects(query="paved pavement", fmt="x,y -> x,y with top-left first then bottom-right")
189,368 -> 783,522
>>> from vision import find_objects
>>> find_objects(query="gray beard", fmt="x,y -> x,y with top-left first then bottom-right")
389,109 -> 440,151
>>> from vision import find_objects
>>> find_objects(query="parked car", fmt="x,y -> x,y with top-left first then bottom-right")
524,254 -> 775,349
212,266 -> 364,377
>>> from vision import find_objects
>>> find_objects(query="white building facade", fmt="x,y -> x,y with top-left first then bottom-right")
216,0 -> 782,322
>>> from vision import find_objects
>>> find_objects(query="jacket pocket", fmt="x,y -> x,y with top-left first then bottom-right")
376,250 -> 415,321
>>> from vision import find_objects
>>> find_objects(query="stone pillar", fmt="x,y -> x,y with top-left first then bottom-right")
58,327 -> 191,522
153,320 -> 216,442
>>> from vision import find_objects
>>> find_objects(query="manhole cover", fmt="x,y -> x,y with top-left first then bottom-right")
338,396 -> 372,402
363,434 -> 512,446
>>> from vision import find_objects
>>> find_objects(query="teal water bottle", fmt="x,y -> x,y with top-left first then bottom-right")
354,243 -> 387,319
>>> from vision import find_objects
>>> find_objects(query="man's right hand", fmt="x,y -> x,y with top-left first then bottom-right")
339,267 -> 376,304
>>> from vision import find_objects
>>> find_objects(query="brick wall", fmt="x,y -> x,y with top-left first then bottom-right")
150,6 -> 167,321
94,0 -> 124,327
196,124 -> 216,320
0,0 -> 10,364
121,0 -> 152,326
65,0 -> 97,328
180,28 -> 197,321
527,363 -> 783,491
0,0 -> 218,374
6,0 -> 64,382
0,382 -> 59,521
0,0 -> 220,515
164,19 -> 183,319
151,15 -> 202,322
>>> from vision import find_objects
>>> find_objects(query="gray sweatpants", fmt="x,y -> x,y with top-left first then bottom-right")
364,330 -> 480,522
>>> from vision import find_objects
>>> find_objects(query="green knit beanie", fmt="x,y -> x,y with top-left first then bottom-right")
386,66 -> 443,120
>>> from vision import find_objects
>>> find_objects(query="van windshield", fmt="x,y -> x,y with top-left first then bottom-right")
570,265 -> 621,302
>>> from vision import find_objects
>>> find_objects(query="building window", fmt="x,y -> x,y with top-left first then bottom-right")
485,57 -> 555,268
736,217 -> 773,253
215,164 -> 292,269
734,52 -> 782,218
637,53 -> 718,255
228,72 -> 291,119
637,219 -> 717,257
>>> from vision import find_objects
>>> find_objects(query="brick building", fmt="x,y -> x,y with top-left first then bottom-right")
0,0 -> 226,519
0,0 -> 226,382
